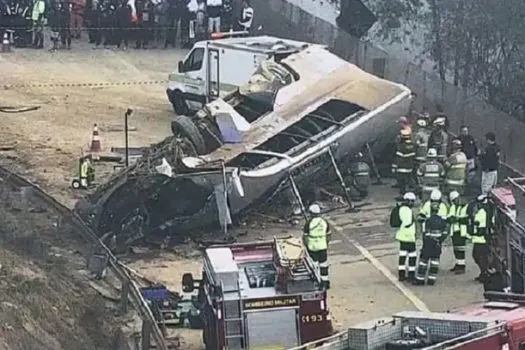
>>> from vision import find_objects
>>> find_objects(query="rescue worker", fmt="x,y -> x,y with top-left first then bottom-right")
472,195 -> 492,282
416,148 -> 445,202
348,152 -> 371,199
392,128 -> 416,195
396,116 -> 412,144
303,204 -> 331,289
31,0 -> 46,49
395,192 -> 417,282
480,132 -> 500,196
428,116 -> 449,163
443,139 -> 467,196
413,200 -> 447,286
447,191 -> 470,274
80,157 -> 90,188
238,0 -> 253,33
458,125 -> 478,185
418,189 -> 448,234
413,116 -> 431,166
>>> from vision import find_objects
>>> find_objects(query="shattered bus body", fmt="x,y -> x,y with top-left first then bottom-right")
86,43 -> 413,241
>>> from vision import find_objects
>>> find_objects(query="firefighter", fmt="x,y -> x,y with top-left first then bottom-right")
395,192 -> 417,282
472,195 -> 492,282
416,148 -> 445,202
413,200 -> 447,286
348,152 -> 371,199
413,116 -> 431,165
448,191 -> 470,274
443,139 -> 467,196
428,116 -> 449,163
303,204 -> 331,289
418,189 -> 448,235
392,128 -> 415,195
31,0 -> 46,49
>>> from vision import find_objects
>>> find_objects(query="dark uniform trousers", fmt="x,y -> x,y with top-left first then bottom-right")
308,249 -> 329,289
452,232 -> 467,271
473,243 -> 489,278
398,242 -> 417,281
415,237 -> 441,285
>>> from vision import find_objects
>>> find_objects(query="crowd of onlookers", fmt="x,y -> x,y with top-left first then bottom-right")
0,0 -> 254,50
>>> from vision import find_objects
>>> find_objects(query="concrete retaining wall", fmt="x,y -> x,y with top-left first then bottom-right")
250,0 -> 525,176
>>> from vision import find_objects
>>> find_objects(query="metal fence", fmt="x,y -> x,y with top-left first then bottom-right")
253,0 -> 525,174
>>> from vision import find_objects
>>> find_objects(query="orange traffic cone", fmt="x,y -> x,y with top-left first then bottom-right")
88,124 -> 102,158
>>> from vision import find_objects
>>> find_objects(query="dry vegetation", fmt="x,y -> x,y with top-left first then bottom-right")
0,182 -> 123,350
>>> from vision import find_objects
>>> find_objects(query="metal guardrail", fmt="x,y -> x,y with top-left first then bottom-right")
287,331 -> 349,350
0,166 -> 168,350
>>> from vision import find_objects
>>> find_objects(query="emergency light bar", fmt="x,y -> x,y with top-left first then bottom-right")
211,30 -> 250,39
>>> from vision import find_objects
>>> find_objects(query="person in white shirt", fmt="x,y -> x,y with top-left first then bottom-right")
206,0 -> 222,33
238,0 -> 253,32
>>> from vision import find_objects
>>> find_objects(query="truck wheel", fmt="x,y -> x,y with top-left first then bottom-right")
171,115 -> 207,155
172,91 -> 190,115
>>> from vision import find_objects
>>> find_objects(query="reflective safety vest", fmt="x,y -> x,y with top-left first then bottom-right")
306,217 -> 328,252
445,151 -> 467,185
80,161 -> 89,179
420,201 -> 448,219
458,204 -> 470,238
472,208 -> 487,244
448,203 -> 461,233
413,129 -> 430,162
417,160 -> 445,191
393,140 -> 416,173
396,205 -> 416,242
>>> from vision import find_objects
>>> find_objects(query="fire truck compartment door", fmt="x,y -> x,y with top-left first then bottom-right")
246,309 -> 298,349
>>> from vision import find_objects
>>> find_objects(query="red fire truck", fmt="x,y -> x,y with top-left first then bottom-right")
182,236 -> 333,350
286,177 -> 525,350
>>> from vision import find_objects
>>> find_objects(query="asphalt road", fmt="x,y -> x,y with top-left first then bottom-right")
324,179 -> 485,329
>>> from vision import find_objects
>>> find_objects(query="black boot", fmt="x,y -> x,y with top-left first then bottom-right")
450,265 -> 459,272
398,271 -> 406,282
455,266 -> 466,274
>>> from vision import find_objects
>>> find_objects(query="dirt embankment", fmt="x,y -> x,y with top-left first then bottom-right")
0,183 -> 126,350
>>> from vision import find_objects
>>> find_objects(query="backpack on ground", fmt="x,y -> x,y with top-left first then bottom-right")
390,204 -> 402,228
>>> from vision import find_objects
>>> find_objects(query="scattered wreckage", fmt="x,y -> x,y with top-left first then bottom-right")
83,39 -> 413,243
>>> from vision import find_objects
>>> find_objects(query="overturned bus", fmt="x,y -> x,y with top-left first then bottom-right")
84,43 -> 413,242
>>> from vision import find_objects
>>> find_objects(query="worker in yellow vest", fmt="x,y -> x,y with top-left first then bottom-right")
303,204 -> 331,289
80,157 -> 90,188
472,195 -> 494,282
395,192 -> 417,281
447,191 -> 471,274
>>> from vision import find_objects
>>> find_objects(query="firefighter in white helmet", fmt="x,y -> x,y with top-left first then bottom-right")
413,116 -> 431,165
392,192 -> 417,281
418,189 -> 448,234
447,191 -> 471,274
303,204 -> 331,289
428,116 -> 449,163
416,148 -> 445,202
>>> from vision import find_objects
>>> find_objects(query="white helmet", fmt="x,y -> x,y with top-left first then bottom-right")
403,192 -> 416,201
430,189 -> 442,201
449,191 -> 460,201
308,204 -> 321,214
427,148 -> 437,157
416,119 -> 427,127
433,117 -> 446,126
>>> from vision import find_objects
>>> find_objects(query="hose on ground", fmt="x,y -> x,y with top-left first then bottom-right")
0,105 -> 41,113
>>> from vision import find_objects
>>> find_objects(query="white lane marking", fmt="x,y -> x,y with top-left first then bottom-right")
328,239 -> 342,245
328,220 -> 430,312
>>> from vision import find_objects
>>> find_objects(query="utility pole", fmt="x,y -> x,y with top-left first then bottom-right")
124,108 -> 133,167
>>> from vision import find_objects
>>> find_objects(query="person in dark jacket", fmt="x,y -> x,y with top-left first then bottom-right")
48,1 -> 61,51
59,0 -> 72,49
458,125 -> 478,185
115,0 -> 131,49
480,132 -> 500,196
140,0 -> 154,48
164,0 -> 181,48
134,0 -> 144,48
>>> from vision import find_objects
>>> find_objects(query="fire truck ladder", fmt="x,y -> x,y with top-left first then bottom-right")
222,280 -> 246,349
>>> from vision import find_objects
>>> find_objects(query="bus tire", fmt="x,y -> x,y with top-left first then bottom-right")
171,115 -> 207,155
